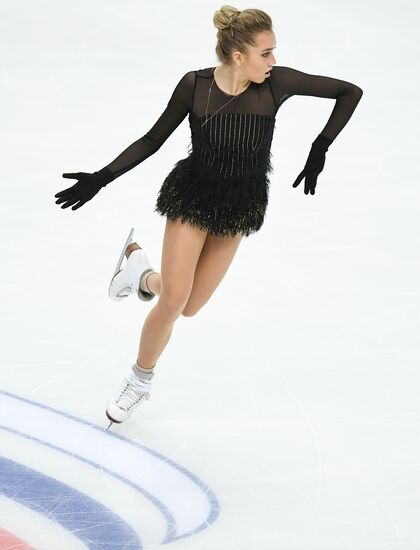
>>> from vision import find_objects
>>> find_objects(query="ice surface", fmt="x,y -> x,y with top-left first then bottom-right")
1,1 -> 420,548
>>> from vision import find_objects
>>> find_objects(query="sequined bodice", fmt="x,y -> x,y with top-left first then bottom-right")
188,112 -> 276,178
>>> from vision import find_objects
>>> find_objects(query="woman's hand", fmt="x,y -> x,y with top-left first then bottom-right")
55,167 -> 114,210
292,134 -> 332,195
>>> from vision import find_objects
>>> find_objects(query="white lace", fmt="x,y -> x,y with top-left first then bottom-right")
115,375 -> 152,412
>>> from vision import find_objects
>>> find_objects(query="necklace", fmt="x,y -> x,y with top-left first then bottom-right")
187,69 -> 249,152
201,67 -> 251,127
201,77 -> 238,127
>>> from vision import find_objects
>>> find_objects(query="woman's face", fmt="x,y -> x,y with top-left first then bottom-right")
234,30 -> 277,83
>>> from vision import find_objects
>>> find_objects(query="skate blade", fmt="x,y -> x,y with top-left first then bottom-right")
104,421 -> 113,431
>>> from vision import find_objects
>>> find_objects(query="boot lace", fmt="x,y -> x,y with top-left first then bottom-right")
115,376 -> 151,412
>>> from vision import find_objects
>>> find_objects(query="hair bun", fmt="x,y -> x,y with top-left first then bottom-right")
230,11 -> 241,25
214,5 -> 241,31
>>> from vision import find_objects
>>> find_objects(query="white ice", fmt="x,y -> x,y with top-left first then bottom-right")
1,1 -> 420,549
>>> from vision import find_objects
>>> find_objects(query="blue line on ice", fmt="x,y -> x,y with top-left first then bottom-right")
0,455 -> 142,549
0,389 -> 220,544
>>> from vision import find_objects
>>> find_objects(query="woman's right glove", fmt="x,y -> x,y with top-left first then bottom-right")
55,167 -> 115,210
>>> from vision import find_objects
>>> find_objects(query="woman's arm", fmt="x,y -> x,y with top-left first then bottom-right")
270,65 -> 363,142
56,71 -> 196,210
101,70 -> 196,181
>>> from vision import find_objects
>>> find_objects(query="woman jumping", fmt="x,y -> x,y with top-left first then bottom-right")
54,5 -> 363,429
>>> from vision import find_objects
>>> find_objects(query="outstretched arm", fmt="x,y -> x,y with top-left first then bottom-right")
56,71 -> 196,210
101,70 -> 196,181
270,65 -> 363,143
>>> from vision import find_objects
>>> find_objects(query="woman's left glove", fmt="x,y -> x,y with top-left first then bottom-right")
292,134 -> 333,195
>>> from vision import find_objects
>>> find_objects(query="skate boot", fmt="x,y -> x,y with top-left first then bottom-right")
108,227 -> 158,302
105,363 -> 155,426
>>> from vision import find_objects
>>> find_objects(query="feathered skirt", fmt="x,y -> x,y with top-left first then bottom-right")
154,151 -> 274,238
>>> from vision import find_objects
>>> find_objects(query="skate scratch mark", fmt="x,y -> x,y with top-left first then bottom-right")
0,390 -> 220,544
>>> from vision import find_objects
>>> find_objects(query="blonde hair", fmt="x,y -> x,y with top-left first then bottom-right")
213,5 -> 273,65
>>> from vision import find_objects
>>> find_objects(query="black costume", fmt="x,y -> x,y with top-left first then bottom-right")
59,66 -> 363,234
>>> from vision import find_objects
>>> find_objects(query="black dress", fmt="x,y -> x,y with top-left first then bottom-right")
102,66 -> 363,237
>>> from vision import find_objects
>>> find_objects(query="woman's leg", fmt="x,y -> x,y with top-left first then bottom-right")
181,231 -> 244,317
136,218 -> 208,369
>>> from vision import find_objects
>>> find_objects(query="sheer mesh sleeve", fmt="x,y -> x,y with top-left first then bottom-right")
270,66 -> 363,142
101,71 -> 196,181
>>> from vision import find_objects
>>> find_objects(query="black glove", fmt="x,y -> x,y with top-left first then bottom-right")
55,167 -> 115,210
292,134 -> 333,195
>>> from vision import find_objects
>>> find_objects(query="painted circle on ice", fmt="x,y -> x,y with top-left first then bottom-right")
0,457 -> 140,549
0,390 -> 220,546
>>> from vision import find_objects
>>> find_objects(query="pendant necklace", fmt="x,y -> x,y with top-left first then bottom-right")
201,77 -> 239,127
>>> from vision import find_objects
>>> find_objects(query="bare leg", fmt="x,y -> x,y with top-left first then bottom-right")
136,305 -> 176,370
134,219 -> 208,370
124,244 -> 169,370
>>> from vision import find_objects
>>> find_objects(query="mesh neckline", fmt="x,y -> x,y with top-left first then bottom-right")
212,66 -> 254,98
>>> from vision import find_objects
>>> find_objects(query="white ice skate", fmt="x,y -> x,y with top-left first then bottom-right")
108,227 -> 156,302
105,368 -> 153,426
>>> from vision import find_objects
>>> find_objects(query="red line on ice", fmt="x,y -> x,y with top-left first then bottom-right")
0,528 -> 36,550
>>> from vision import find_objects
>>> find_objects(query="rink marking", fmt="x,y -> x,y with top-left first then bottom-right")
0,456 -> 141,550
0,424 -> 174,546
0,528 -> 35,550
0,390 -> 220,544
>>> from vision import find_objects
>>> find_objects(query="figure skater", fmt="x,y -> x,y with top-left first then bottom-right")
54,5 -> 363,429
